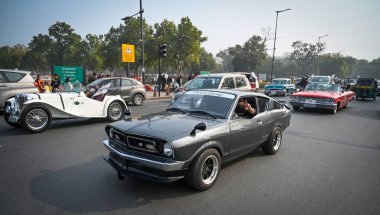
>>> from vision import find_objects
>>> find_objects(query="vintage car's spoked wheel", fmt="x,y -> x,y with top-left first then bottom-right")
133,94 -> 144,106
107,101 -> 124,121
186,148 -> 221,191
21,107 -> 51,133
262,127 -> 282,155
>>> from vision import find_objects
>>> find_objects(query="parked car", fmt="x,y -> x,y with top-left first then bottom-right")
0,69 -> 38,111
102,89 -> 291,190
264,78 -> 296,96
172,73 -> 252,102
3,82 -> 127,133
289,83 -> 355,114
88,77 -> 146,106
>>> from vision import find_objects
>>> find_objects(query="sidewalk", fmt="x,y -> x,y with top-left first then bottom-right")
145,91 -> 172,100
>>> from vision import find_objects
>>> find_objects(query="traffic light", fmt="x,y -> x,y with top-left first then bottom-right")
159,44 -> 167,58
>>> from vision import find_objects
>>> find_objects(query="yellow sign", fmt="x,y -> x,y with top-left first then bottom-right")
122,44 -> 135,63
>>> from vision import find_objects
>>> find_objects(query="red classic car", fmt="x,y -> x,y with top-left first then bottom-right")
289,83 -> 355,114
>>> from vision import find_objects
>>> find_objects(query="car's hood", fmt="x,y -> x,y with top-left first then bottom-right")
293,90 -> 341,98
109,111 -> 223,140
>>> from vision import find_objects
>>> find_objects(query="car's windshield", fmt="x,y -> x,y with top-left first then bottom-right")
185,77 -> 221,90
62,81 -> 83,93
272,79 -> 289,85
305,83 -> 341,92
310,76 -> 330,83
169,91 -> 236,119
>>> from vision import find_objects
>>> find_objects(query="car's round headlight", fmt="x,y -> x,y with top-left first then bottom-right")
163,142 -> 173,157
108,127 -> 114,138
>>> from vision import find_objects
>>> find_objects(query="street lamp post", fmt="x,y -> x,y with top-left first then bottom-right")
122,0 -> 145,83
270,8 -> 291,83
316,34 -> 328,75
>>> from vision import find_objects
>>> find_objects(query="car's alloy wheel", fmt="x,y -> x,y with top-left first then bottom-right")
21,107 -> 51,133
186,148 -> 221,191
133,94 -> 144,106
107,101 -> 123,121
262,127 -> 282,155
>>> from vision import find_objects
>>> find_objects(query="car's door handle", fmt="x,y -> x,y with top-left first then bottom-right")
256,120 -> 263,125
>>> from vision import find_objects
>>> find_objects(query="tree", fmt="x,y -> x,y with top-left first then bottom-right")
189,48 -> 217,72
0,45 -> 28,69
290,41 -> 325,75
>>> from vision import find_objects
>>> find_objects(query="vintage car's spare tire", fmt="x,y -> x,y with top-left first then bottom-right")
132,94 -> 144,106
262,127 -> 282,155
3,101 -> 22,128
20,106 -> 51,133
186,148 -> 221,191
107,101 -> 124,121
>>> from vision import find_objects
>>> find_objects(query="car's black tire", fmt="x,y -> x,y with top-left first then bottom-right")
262,127 -> 282,155
3,101 -> 21,128
132,94 -> 144,106
107,101 -> 124,121
373,96 -> 376,101
186,148 -> 221,191
20,106 -> 51,133
293,106 -> 300,111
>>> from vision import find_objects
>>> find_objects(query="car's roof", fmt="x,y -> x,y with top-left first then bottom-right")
273,78 -> 291,80
0,69 -> 32,74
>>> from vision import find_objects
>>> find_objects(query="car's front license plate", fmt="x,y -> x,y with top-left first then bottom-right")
304,103 -> 316,108
305,99 -> 316,104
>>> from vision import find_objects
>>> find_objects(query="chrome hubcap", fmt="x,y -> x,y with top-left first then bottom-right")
273,130 -> 282,151
109,103 -> 122,119
134,96 -> 142,105
26,109 -> 48,130
201,155 -> 219,185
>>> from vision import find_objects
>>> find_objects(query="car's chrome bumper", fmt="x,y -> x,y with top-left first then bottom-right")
289,101 -> 337,109
103,139 -> 186,171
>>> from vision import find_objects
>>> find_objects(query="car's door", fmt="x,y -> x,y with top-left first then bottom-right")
120,79 -> 134,102
72,92 -> 103,116
229,96 -> 263,156
0,71 -> 10,105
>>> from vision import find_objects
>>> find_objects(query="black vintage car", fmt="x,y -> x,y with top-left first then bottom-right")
102,90 -> 291,190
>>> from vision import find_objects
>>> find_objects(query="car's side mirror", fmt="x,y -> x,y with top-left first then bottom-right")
190,122 -> 207,136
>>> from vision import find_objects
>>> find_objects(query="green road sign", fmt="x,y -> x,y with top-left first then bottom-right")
200,71 -> 211,75
53,66 -> 85,83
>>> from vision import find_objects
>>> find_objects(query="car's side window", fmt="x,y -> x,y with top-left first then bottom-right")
4,72 -> 25,82
268,100 -> 283,110
256,96 -> 269,113
0,72 -> 6,83
122,79 -> 132,86
222,77 -> 235,89
235,76 -> 246,88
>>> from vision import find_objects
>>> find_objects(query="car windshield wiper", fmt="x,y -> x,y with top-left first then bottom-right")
166,107 -> 186,114
189,110 -> 218,119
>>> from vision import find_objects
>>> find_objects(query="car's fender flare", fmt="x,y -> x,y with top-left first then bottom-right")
21,102 -> 69,118
103,96 -> 128,116
184,140 -> 225,168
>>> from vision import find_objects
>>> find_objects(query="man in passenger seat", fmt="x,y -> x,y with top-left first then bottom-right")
235,98 -> 256,118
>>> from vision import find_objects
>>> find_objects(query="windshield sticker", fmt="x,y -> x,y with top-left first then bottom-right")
187,91 -> 235,99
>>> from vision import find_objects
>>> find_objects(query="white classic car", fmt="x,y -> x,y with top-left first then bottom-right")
3,82 -> 128,133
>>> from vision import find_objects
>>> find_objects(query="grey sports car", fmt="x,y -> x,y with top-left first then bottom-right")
102,90 -> 291,191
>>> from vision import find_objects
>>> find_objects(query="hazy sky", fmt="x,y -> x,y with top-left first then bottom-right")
1,0 -> 380,60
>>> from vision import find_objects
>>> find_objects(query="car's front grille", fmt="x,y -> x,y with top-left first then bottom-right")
127,136 -> 158,153
109,130 -> 166,156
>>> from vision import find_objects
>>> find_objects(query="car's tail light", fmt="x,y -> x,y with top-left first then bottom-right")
250,83 -> 256,89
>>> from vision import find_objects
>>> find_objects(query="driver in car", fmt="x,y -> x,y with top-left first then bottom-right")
235,98 -> 256,118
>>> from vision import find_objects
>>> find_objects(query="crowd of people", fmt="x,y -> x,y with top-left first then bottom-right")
34,74 -> 75,93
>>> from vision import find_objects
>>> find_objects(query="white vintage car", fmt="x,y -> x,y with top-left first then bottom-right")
3,82 -> 128,133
